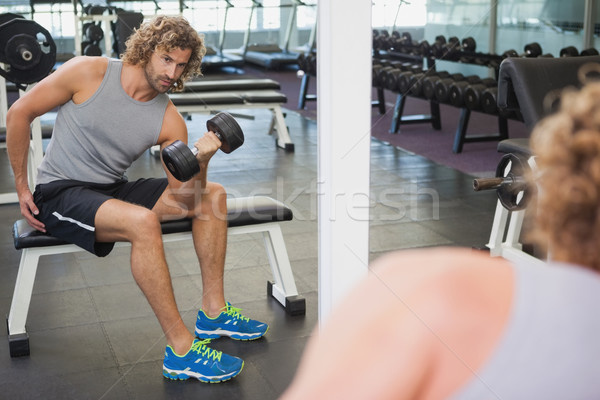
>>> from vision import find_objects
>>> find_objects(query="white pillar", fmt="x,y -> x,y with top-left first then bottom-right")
317,1 -> 372,324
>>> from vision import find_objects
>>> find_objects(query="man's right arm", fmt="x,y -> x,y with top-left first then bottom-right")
6,56 -> 105,231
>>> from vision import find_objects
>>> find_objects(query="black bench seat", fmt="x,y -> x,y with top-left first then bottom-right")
13,196 -> 293,250
169,90 -> 287,106
7,195 -> 304,357
182,78 -> 281,93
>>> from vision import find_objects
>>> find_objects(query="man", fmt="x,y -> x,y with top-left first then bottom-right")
280,82 -> 600,399
7,15 -> 267,383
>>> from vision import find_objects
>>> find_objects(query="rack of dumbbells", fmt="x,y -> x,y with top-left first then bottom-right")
75,3 -> 146,58
80,4 -> 107,56
376,30 -> 600,153
433,36 -> 513,153
372,30 -> 441,132
373,33 -> 516,153
439,39 -> 598,153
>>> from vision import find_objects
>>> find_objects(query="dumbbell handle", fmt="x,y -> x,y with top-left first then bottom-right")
189,130 -> 224,156
473,175 -> 526,191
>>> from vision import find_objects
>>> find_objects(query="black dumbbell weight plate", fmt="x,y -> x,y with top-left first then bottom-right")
206,112 -> 244,154
86,23 -> 104,42
162,140 -> 200,181
83,43 -> 102,56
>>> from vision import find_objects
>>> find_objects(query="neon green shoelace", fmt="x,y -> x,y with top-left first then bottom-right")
191,339 -> 222,362
223,304 -> 250,323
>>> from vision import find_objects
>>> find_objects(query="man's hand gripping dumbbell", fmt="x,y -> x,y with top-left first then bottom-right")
162,112 -> 245,181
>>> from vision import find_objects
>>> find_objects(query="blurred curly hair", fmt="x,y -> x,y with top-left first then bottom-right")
121,15 -> 206,92
528,82 -> 600,270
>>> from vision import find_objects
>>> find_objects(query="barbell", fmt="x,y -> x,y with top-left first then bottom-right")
0,15 -> 56,89
473,153 -> 531,211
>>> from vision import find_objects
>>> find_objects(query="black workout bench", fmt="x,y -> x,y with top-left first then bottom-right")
170,78 -> 295,152
7,195 -> 306,358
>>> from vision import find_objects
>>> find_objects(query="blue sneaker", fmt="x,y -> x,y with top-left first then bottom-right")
162,338 -> 244,383
195,302 -> 269,341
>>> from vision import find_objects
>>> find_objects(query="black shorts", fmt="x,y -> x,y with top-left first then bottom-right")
33,178 -> 169,257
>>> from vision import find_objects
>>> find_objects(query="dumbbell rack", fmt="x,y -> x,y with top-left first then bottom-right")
74,13 -> 117,57
452,105 -> 509,154
373,46 -> 442,133
432,45 -> 519,153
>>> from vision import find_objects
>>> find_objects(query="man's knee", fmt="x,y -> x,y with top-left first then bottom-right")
196,182 -> 227,220
130,207 -> 163,239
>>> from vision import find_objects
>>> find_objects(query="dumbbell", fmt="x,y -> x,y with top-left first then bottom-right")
408,69 -> 444,98
581,48 -> 599,56
372,62 -> 396,87
81,41 -> 102,56
473,153 -> 531,211
378,61 -> 411,89
421,71 -> 452,100
86,23 -> 104,42
397,65 -> 424,94
435,74 -> 481,104
388,31 -> 412,53
560,46 -> 579,57
162,112 -> 244,182
464,78 -> 497,111
480,86 -> 500,115
431,36 -> 459,58
372,30 -> 390,51
449,77 -> 495,108
418,35 -> 446,58
502,42 -> 543,59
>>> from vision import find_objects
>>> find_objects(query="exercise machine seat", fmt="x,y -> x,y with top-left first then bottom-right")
497,55 -> 600,130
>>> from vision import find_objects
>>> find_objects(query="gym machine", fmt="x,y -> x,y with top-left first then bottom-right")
240,0 -> 313,70
473,54 -> 600,266
201,0 -> 245,70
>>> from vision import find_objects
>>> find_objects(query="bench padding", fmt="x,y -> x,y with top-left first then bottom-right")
13,196 -> 293,250
183,78 -> 281,92
169,90 -> 287,106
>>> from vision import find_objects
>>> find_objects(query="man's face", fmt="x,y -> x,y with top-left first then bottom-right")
145,47 -> 192,93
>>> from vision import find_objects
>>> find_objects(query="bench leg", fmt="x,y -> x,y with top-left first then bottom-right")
7,248 -> 40,357
261,225 -> 305,315
269,106 -> 295,153
486,199 -> 509,257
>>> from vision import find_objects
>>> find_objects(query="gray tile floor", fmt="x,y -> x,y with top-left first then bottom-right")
0,106 -> 498,399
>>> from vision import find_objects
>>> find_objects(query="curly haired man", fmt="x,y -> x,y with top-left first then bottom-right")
7,15 -> 267,383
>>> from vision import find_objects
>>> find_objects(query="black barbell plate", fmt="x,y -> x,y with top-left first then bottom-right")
0,18 -> 56,85
495,154 -> 530,211
4,34 -> 42,70
0,13 -> 25,26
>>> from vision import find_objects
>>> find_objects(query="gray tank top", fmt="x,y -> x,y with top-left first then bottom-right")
451,260 -> 600,399
37,58 -> 169,184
